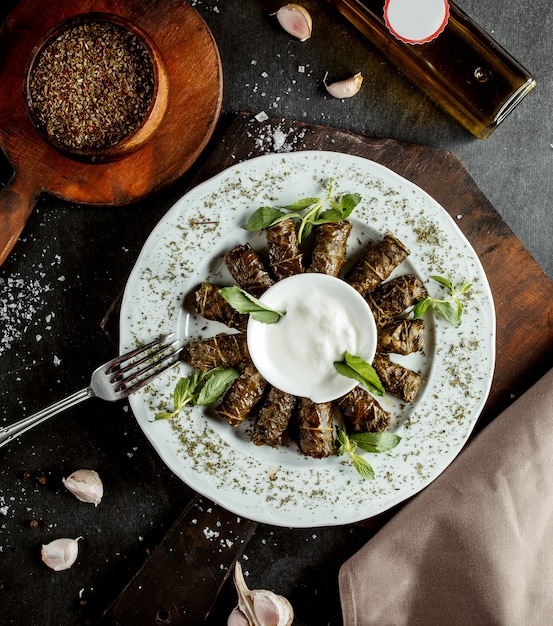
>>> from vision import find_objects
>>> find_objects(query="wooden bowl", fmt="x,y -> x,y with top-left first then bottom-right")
0,0 -> 223,266
24,13 -> 170,164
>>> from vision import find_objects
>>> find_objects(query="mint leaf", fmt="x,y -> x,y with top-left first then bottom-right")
154,411 -> 175,421
219,286 -> 284,324
335,426 -> 350,456
334,352 -> 385,396
154,366 -> 241,420
432,300 -> 461,325
195,367 -> 241,404
335,427 -> 374,480
244,179 -> 361,243
412,276 -> 471,326
411,297 -> 432,319
350,431 -> 401,453
282,197 -> 320,210
245,207 -> 288,231
173,376 -> 193,409
429,275 -> 453,291
351,455 -> 375,480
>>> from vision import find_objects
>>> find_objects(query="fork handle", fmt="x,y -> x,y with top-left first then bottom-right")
0,387 -> 93,448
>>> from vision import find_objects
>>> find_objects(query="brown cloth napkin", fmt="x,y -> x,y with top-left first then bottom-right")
339,367 -> 553,626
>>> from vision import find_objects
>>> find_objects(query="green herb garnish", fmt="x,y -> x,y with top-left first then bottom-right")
219,285 -> 285,324
412,276 -> 472,326
335,427 -> 401,480
334,352 -> 384,396
154,366 -> 241,420
244,178 -> 361,243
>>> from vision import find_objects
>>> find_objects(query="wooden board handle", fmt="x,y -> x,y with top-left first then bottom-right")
0,173 -> 38,266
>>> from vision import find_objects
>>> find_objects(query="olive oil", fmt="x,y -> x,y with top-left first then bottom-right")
326,0 -> 536,138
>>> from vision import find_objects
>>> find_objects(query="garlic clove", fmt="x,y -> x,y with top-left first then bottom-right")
41,537 -> 82,571
275,4 -> 312,42
230,561 -> 294,626
62,469 -> 103,506
252,591 -> 293,626
228,607 -> 250,626
324,72 -> 364,99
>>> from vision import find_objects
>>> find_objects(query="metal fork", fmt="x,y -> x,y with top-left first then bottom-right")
0,333 -> 183,449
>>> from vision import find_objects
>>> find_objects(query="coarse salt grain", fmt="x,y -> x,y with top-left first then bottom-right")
203,527 -> 219,540
1,276 -> 54,357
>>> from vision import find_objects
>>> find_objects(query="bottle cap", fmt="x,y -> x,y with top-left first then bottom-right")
384,0 -> 450,45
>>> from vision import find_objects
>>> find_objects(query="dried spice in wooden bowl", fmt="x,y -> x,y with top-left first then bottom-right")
28,18 -> 155,151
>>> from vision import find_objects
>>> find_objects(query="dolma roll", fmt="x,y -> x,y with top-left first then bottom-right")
337,386 -> 391,433
252,386 -> 296,447
267,218 -> 303,280
185,333 -> 249,371
193,282 -> 248,332
217,363 -> 267,428
372,353 -> 421,403
297,398 -> 334,459
225,243 -> 274,296
347,234 -> 410,296
377,319 -> 425,355
307,221 -> 352,277
367,274 -> 428,326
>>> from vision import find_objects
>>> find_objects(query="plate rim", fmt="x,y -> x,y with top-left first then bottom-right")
120,149 -> 496,528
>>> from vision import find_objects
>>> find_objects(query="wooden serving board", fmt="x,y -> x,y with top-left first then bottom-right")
0,0 -> 223,266
196,113 -> 553,426
108,113 -> 553,623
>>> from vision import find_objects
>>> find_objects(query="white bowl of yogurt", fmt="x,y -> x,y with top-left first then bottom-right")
247,273 -> 378,403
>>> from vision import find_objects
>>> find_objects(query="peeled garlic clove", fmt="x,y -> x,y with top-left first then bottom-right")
62,469 -> 103,506
275,4 -> 312,42
230,562 -> 293,626
324,72 -> 364,99
41,537 -> 82,571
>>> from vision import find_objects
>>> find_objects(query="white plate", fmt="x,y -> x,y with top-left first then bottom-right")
120,151 -> 495,528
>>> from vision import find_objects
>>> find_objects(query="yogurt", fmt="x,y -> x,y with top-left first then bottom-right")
247,273 -> 377,403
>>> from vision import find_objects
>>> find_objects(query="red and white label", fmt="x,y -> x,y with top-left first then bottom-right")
384,0 -> 450,45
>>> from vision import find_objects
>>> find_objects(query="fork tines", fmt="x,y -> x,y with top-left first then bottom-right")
109,334 -> 183,395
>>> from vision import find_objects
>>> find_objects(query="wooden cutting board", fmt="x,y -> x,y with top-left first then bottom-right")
196,113 -> 553,426
108,113 -> 553,623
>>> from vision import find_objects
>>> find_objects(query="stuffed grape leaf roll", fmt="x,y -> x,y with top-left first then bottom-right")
367,274 -> 427,325
193,282 -> 248,332
377,319 -> 425,355
346,234 -> 410,296
297,398 -> 334,459
185,333 -> 250,371
372,353 -> 421,403
307,221 -> 352,277
217,363 -> 267,428
252,386 -> 296,447
267,218 -> 303,280
337,386 -> 391,433
225,243 -> 274,296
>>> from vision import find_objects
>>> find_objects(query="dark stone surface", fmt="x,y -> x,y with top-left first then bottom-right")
1,1 -> 551,624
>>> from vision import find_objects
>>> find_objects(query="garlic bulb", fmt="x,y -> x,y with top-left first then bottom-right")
324,72 -> 364,99
228,562 -> 293,626
275,4 -> 312,42
62,469 -> 103,506
41,537 -> 82,571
